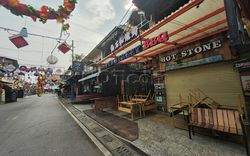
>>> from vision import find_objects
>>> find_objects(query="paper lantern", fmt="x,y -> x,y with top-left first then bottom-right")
34,71 -> 39,76
20,27 -> 28,37
18,72 -> 25,75
47,55 -> 58,64
19,65 -> 27,71
38,67 -> 45,72
57,42 -> 71,54
46,68 -> 53,74
55,68 -> 63,75
9,34 -> 28,48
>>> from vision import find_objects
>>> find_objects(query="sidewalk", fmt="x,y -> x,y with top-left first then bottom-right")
63,99 -> 247,156
59,98 -> 147,156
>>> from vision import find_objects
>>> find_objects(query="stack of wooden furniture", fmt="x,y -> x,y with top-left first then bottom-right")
131,93 -> 157,117
117,91 -> 157,120
117,95 -> 142,120
187,89 -> 249,156
189,88 -> 220,109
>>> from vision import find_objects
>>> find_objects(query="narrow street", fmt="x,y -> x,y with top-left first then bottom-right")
0,94 -> 103,156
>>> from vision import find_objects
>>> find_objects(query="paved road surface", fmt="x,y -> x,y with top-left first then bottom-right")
0,94 -> 103,156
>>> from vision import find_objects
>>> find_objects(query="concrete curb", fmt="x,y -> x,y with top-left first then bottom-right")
58,100 -> 112,156
72,105 -> 133,144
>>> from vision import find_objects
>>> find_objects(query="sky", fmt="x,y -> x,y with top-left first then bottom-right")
0,0 -> 136,70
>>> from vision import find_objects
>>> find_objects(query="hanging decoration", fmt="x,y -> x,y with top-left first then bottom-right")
0,0 -> 77,30
19,27 -> 28,37
36,74 -> 45,97
47,55 -> 58,65
9,34 -> 28,48
58,41 -> 71,53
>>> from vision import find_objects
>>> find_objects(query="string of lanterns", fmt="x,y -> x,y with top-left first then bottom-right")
0,0 -> 77,30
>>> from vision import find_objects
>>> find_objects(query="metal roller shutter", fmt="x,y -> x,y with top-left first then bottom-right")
166,62 -> 244,111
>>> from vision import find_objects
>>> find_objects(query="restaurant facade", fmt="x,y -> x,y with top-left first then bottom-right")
96,0 -> 249,115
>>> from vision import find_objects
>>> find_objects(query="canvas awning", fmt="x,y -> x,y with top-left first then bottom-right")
78,72 -> 100,83
97,0 -> 227,65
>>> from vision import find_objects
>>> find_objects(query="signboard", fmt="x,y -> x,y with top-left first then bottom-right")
166,55 -> 224,71
107,45 -> 142,67
107,31 -> 169,67
143,32 -> 169,50
72,61 -> 83,72
240,74 -> 250,96
235,62 -> 250,68
160,40 -> 222,63
110,26 -> 139,53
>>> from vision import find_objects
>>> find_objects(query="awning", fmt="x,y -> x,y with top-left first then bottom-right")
97,0 -> 227,65
66,75 -> 82,83
78,72 -> 100,83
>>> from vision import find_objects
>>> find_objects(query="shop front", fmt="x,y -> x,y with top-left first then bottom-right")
159,34 -> 246,113
96,0 -> 238,114
234,52 -> 250,119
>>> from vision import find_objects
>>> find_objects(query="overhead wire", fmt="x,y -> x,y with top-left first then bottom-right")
0,26 -> 67,41
118,3 -> 134,26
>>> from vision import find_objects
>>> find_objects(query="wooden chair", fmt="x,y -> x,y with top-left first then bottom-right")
140,93 -> 157,117
189,89 -> 219,109
131,91 -> 157,117
170,93 -> 190,117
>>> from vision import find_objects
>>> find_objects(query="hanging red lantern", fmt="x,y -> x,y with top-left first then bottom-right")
58,42 -> 71,54
9,34 -> 28,48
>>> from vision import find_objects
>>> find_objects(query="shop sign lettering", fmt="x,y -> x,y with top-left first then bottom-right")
107,45 -> 142,67
235,62 -> 250,68
143,32 -> 169,50
160,40 -> 222,63
166,55 -> 224,71
110,26 -> 139,53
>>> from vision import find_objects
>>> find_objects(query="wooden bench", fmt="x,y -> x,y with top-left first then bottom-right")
188,108 -> 249,156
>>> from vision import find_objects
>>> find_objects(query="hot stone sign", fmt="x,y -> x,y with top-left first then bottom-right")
160,40 -> 222,63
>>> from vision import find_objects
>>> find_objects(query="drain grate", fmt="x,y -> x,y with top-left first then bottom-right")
93,127 -> 103,133
101,135 -> 114,143
112,145 -> 137,156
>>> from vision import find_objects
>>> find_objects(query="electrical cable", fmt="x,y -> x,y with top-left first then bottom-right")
118,3 -> 134,26
0,26 -> 67,41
